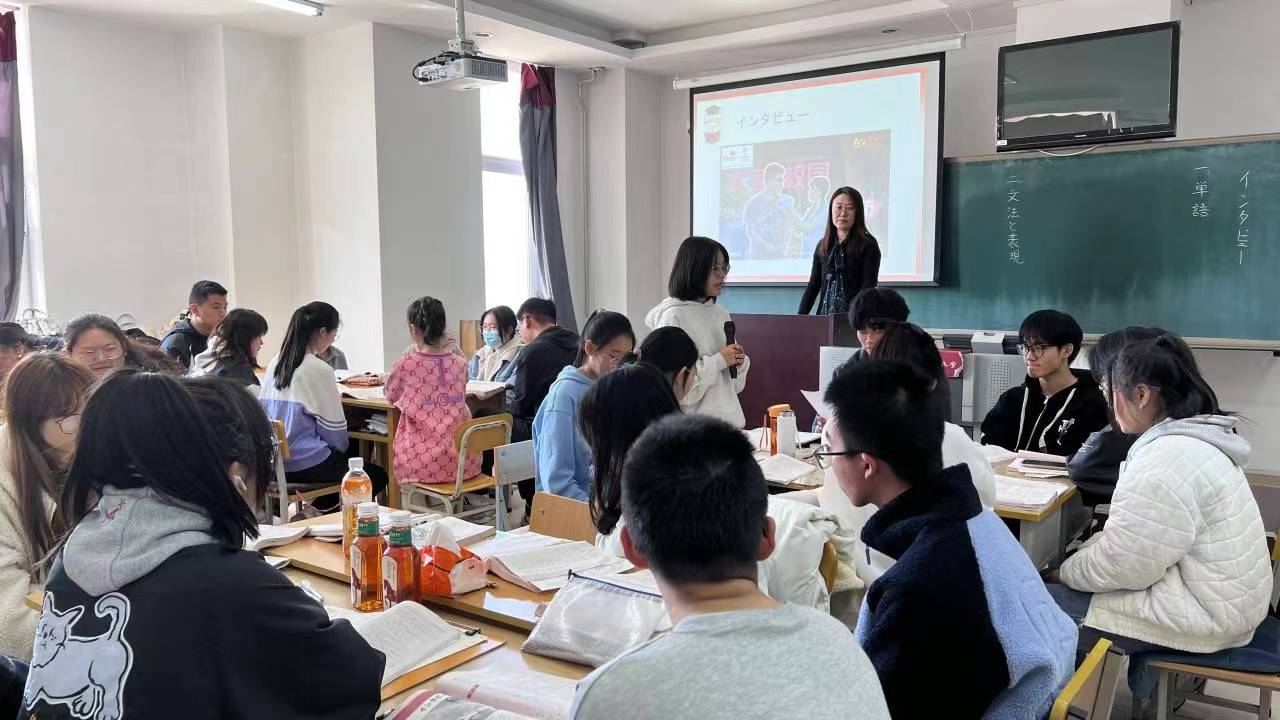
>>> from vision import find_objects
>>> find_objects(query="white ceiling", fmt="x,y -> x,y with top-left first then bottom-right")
20,0 -> 1019,72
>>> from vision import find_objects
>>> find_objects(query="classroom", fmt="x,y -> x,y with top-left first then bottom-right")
0,0 -> 1278,718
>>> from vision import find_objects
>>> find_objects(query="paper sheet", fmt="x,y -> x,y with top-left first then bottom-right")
802,389 -> 833,420
757,453 -> 823,486
436,669 -> 577,720
468,531 -> 566,561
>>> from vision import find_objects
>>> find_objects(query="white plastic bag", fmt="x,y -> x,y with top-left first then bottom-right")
521,571 -> 666,667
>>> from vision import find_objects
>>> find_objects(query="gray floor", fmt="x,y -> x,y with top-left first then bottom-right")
1112,680 -> 1273,719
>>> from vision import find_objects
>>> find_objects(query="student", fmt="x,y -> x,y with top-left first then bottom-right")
578,363 -> 682,554
846,287 -> 910,360
645,236 -> 749,427
316,345 -> 349,371
632,326 -> 698,401
1066,326 -> 1174,507
386,297 -> 481,486
981,309 -> 1108,456
182,375 -> 276,511
161,280 -> 229,368
825,360 -> 1076,719
22,370 -> 383,719
0,353 -> 95,661
469,305 -> 522,383
62,314 -> 143,377
508,298 -> 579,509
798,186 -> 881,316
1051,334 -> 1271,656
259,302 -> 387,506
189,308 -> 268,390
533,310 -> 634,501
570,414 -> 890,720
0,323 -> 33,381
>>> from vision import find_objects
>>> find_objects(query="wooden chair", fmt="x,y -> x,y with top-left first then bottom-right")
459,319 -> 482,359
264,420 -> 341,524
1143,534 -> 1280,720
817,541 -> 839,594
401,414 -> 512,521
1051,639 -> 1126,720
529,492 -> 597,542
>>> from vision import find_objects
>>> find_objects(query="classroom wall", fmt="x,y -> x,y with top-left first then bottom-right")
291,24 -> 385,371
182,27 -> 236,296
370,23 -> 485,366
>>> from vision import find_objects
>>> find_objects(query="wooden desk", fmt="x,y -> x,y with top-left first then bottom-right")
266,514 -> 550,631
992,460 -> 1078,570
341,393 -> 402,508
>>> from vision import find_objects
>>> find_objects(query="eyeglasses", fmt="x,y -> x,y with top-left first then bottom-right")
812,443 -> 865,469
711,263 -> 731,277
54,414 -> 80,435
1017,343 -> 1056,359
72,345 -> 123,362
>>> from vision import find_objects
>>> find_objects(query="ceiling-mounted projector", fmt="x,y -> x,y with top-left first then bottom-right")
413,0 -> 508,90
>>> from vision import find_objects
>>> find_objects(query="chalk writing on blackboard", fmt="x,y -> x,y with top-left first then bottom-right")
1237,170 -> 1251,265
1192,166 -> 1210,218
1006,175 -> 1023,265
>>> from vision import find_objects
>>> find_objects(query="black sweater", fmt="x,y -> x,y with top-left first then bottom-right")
980,369 -> 1110,457
798,235 -> 881,315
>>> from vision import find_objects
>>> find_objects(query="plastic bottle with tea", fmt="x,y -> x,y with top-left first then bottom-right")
349,501 -> 386,612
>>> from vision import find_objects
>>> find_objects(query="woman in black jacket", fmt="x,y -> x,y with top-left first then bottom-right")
22,371 -> 382,720
798,186 -> 881,316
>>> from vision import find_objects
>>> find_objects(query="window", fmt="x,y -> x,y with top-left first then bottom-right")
480,71 -> 532,311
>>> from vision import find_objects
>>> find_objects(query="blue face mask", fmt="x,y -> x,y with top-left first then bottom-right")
482,330 -> 502,349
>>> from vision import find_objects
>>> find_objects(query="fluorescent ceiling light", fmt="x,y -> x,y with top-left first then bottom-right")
254,0 -> 325,17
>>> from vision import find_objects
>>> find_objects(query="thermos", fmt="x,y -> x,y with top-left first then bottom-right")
775,410 -> 797,458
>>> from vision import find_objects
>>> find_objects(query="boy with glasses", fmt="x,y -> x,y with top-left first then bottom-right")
824,360 -> 1076,719
980,309 -> 1108,456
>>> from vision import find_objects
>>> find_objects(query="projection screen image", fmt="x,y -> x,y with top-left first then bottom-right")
691,56 -> 943,284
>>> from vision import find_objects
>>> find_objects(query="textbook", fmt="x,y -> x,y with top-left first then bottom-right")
466,380 -> 508,400
387,693 -> 534,720
757,453 -> 822,486
326,602 -> 482,687
433,668 -> 577,720
1010,450 -> 1070,478
486,539 -> 633,593
995,474 -> 1069,510
246,524 -> 310,552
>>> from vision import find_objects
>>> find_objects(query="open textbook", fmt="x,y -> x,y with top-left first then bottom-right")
430,668 -> 578,720
995,474 -> 1070,510
471,533 -> 632,592
326,602 -> 482,687
387,693 -> 534,720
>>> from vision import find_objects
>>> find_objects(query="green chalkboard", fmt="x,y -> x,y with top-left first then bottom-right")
725,137 -> 1280,341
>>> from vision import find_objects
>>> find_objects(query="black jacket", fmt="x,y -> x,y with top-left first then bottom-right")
798,235 -> 881,315
509,326 -> 579,442
1067,426 -> 1137,506
980,369 -> 1109,456
160,318 -> 208,369
23,546 -> 383,720
211,357 -> 260,387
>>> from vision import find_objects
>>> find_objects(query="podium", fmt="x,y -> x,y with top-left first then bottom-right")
732,313 -> 857,431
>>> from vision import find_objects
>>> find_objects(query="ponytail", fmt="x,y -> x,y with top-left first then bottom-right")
1113,333 -> 1222,420
407,297 -> 447,346
575,309 -> 635,367
275,301 -> 339,390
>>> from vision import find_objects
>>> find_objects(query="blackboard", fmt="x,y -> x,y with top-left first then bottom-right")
723,137 -> 1280,342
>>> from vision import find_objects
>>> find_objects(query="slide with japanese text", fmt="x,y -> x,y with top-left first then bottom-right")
692,57 -> 943,284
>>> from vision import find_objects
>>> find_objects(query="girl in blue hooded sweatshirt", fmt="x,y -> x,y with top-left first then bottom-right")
532,310 -> 635,501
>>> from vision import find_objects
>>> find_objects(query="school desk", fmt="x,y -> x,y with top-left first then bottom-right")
265,513 -> 548,631
992,459 -> 1078,570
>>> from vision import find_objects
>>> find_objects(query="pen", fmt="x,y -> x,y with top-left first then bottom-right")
446,619 -> 481,636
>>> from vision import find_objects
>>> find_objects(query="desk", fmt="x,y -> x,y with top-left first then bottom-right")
266,514 -> 550,631
992,460 -> 1078,570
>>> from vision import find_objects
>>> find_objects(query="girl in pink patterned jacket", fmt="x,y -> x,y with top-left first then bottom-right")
386,297 -> 481,486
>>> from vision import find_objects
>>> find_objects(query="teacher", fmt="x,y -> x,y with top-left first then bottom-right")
797,186 -> 881,316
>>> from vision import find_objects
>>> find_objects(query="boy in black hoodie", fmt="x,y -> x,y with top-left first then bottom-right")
160,280 -> 228,368
981,309 -> 1109,457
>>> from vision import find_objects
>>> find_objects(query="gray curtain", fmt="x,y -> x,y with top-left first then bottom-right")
0,13 -> 22,321
518,64 -> 576,333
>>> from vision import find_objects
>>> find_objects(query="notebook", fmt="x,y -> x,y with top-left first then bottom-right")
432,668 -> 577,720
995,474 -> 1069,510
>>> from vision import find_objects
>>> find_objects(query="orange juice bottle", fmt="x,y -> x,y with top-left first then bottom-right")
341,457 -> 373,563
349,502 -> 386,612
381,510 -> 418,608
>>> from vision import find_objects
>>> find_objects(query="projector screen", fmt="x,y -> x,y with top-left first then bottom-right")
690,55 -> 944,285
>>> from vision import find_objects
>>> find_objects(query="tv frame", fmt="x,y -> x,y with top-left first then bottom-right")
688,53 -> 946,287
996,21 -> 1180,153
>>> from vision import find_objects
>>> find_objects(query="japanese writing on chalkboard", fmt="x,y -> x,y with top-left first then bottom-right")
1006,175 -> 1023,265
1192,166 -> 1210,218
1237,170 -> 1251,265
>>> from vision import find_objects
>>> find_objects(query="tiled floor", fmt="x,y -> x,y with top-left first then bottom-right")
1111,680 -> 1274,719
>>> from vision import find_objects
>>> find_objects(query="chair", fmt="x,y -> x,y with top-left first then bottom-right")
817,541 -> 839,594
1142,533 -> 1280,719
1051,639 -> 1126,720
264,420 -> 341,524
493,440 -> 535,531
401,414 -> 512,520
529,492 -> 597,542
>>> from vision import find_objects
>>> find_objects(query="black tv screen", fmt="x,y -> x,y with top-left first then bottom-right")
997,22 -> 1179,152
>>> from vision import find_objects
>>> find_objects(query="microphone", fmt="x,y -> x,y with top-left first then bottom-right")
723,320 -> 737,379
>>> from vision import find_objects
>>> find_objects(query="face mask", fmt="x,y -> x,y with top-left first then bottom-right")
482,330 -> 502,349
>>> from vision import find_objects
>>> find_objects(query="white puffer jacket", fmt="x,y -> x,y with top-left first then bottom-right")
1060,415 -> 1272,653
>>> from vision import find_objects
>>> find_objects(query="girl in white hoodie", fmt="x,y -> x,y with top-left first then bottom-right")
1051,333 -> 1271,658
645,236 -> 749,427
